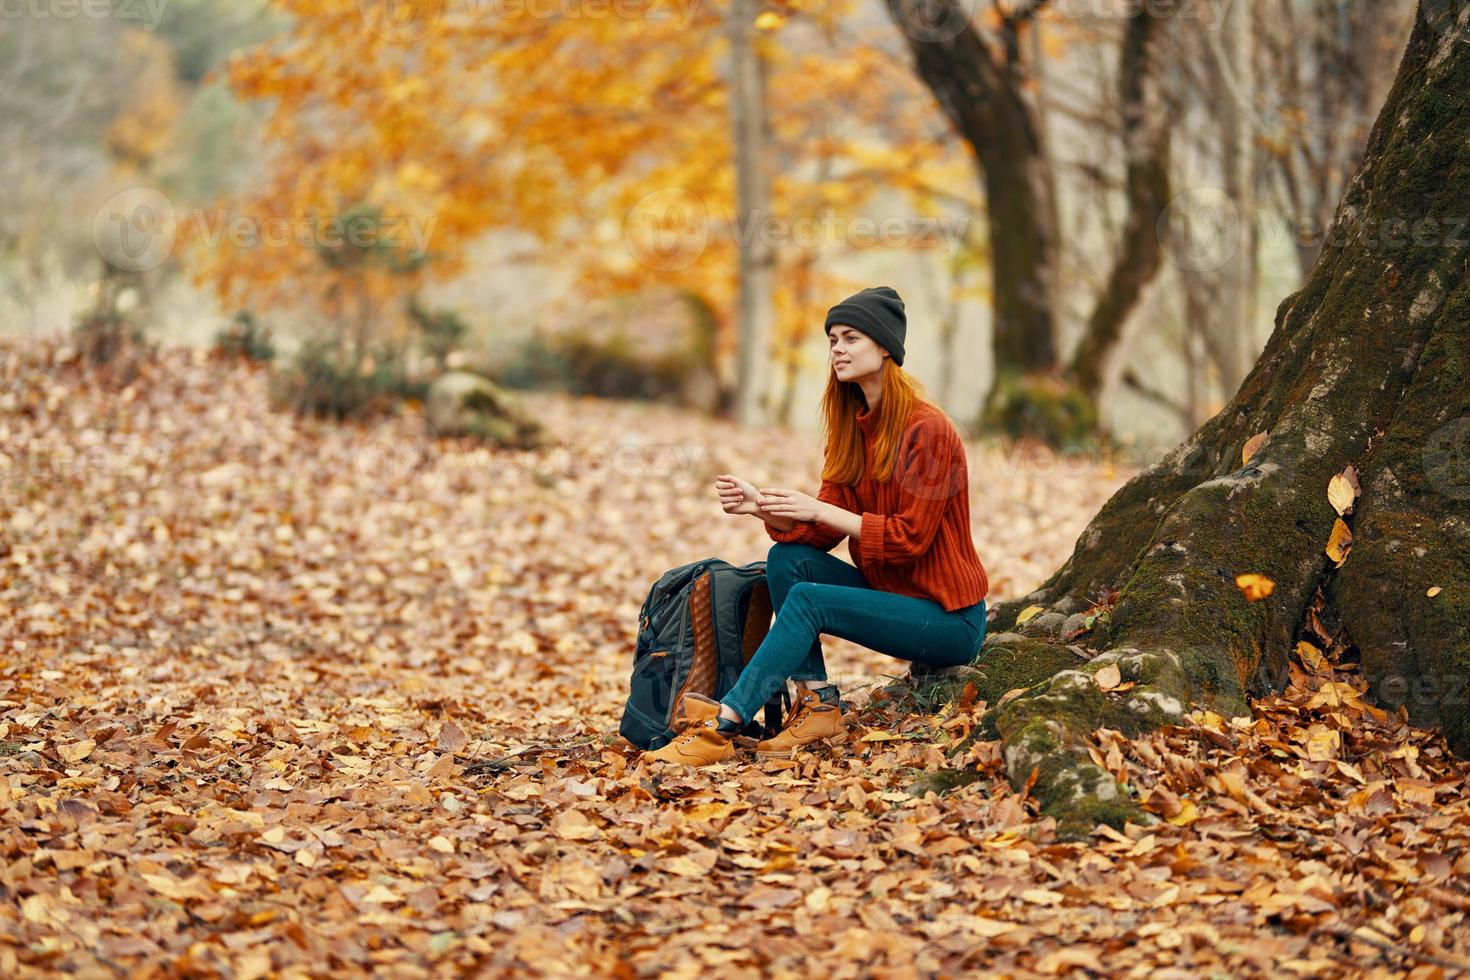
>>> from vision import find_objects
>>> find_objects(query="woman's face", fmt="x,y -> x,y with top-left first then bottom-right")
828,325 -> 887,383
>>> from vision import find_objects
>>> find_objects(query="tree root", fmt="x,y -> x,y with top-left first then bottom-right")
972,634 -> 1249,839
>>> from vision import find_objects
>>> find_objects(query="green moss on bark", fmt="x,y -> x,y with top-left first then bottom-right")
968,636 -> 1082,704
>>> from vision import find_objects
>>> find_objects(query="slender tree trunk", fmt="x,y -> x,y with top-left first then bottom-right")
728,0 -> 775,428
947,5 -> 1470,837
777,248 -> 818,428
1203,0 -> 1259,398
1068,8 -> 1173,407
883,0 -> 1060,385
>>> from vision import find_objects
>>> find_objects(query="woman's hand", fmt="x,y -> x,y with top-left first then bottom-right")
755,487 -> 824,524
715,473 -> 763,516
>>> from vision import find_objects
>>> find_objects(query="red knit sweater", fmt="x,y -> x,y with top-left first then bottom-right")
765,401 -> 989,612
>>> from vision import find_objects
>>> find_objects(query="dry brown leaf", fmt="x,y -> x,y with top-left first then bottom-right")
437,720 -> 469,754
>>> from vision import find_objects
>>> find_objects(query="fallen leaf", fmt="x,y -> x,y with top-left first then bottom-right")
1167,799 -> 1200,826
1242,430 -> 1269,465
1235,573 -> 1275,601
1325,518 -> 1353,567
1327,470 -> 1358,515
437,720 -> 469,754
552,810 -> 599,841
57,739 -> 96,764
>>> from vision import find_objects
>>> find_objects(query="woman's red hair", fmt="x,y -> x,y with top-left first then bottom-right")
819,356 -> 944,485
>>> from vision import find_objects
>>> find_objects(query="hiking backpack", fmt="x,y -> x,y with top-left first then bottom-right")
619,557 -> 792,751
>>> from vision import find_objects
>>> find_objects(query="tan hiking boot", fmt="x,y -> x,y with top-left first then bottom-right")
642,719 -> 737,766
756,687 -> 847,758
673,692 -> 721,731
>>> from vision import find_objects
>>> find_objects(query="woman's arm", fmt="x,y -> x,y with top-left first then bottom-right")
814,503 -> 863,543
857,417 -> 966,567
760,479 -> 855,551
758,507 -> 796,532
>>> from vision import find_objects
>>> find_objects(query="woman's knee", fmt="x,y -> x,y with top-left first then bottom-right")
767,541 -> 812,566
767,542 -> 821,584
784,581 -> 825,609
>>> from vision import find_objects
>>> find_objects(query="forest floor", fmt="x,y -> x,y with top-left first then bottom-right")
2,339 -> 1468,978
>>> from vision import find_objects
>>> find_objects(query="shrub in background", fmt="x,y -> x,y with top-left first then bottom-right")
269,337 -> 428,421
212,311 -> 276,363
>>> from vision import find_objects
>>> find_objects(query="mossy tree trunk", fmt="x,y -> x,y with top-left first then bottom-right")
971,4 -> 1470,838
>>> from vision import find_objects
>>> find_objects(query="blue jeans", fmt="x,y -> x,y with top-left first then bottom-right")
721,542 -> 988,723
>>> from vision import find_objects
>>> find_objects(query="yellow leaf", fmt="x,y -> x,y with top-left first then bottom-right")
427,835 -> 455,854
1305,726 -> 1340,761
1427,586 -> 1442,597
1305,681 -> 1365,710
1235,573 -> 1275,601
1167,799 -> 1199,826
685,802 -> 735,823
1327,471 -> 1357,515
260,826 -> 286,844
362,884 -> 401,905
1295,640 -> 1326,673
753,10 -> 785,29
982,829 -> 1025,848
860,731 -> 900,742
57,740 -> 96,764
1093,664 -> 1122,691
1325,518 -> 1353,567
1016,605 -> 1045,625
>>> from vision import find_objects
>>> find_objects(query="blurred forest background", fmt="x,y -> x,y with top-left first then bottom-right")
7,4 -> 1470,973
0,0 -> 1420,450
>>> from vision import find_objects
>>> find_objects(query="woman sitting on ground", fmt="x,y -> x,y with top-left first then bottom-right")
644,285 -> 991,766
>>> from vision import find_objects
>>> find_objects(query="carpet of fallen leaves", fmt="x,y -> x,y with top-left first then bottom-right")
2,339 -> 1469,979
